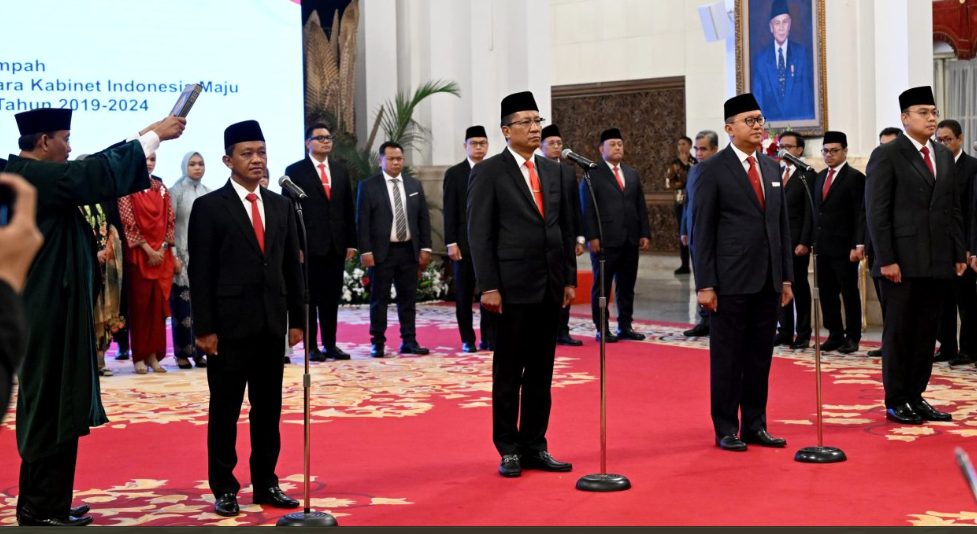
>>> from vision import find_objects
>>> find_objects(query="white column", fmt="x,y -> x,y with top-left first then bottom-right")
355,0 -> 399,150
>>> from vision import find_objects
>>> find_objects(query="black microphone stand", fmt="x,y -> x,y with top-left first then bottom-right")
278,200 -> 339,526
576,168 -> 631,492
793,169 -> 846,464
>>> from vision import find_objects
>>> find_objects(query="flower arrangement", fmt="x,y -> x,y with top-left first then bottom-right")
341,252 -> 450,305
762,125 -> 794,158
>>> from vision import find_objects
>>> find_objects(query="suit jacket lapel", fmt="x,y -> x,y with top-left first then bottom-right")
261,187 -> 280,249
220,180 -> 263,255
897,135 -> 936,189
377,175 -> 394,220
502,149 -> 540,216
721,146 -> 763,213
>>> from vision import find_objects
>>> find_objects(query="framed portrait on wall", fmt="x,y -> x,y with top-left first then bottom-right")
735,0 -> 827,136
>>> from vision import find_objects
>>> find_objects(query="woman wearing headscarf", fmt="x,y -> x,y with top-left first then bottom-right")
118,152 -> 178,374
169,151 -> 211,369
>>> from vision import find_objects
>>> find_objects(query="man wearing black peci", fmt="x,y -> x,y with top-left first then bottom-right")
539,124 -> 585,347
691,93 -> 794,452
865,86 -> 967,425
188,120 -> 304,516
283,123 -> 356,361
443,126 -> 496,352
580,128 -> 651,343
468,91 -> 577,477
813,131 -> 866,354
356,142 -> 432,358
773,132 -> 815,350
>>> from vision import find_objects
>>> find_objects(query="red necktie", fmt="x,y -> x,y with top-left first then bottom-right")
783,165 -> 791,186
920,146 -> 935,178
245,193 -> 265,253
318,163 -> 331,200
613,166 -> 625,191
746,156 -> 765,210
524,160 -> 544,217
822,168 -> 835,200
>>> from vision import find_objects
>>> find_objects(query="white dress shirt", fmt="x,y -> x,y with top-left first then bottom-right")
230,178 -> 265,230
605,159 -> 625,187
776,41 -> 789,67
125,130 -> 161,157
906,135 -> 938,180
309,153 -> 330,189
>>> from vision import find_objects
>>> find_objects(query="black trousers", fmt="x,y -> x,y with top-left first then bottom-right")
590,245 -> 639,329
779,253 -> 812,341
709,283 -> 780,437
207,331 -> 285,497
880,277 -> 946,407
308,251 -> 346,350
492,293 -> 560,457
17,438 -> 78,519
817,255 -> 861,342
452,255 -> 495,345
368,242 -> 418,344
937,268 -> 977,354
674,202 -> 689,268
557,304 -> 574,336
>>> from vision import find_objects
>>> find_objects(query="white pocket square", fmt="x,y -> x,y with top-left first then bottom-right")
409,192 -> 419,197
771,182 -> 781,187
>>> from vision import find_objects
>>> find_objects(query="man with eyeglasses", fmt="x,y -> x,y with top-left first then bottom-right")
539,124 -> 585,347
751,0 -> 814,122
282,123 -> 356,361
812,131 -> 865,355
681,130 -> 719,338
581,128 -> 651,344
865,86 -> 967,425
443,126 -> 496,352
691,94 -> 794,452
468,91 -> 577,478
773,132 -> 815,350
934,119 -> 977,367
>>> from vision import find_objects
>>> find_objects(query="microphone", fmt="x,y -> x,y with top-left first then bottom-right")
777,149 -> 813,173
278,175 -> 307,200
561,148 -> 599,169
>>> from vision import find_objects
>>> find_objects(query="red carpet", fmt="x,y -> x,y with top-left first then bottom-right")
2,303 -> 977,526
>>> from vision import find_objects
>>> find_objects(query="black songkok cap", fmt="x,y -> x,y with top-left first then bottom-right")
15,108 -> 72,135
770,0 -> 789,21
541,124 -> 561,141
224,120 -> 265,149
823,131 -> 847,148
899,86 -> 936,112
724,93 -> 762,120
465,125 -> 487,140
600,128 -> 622,143
501,91 -> 539,120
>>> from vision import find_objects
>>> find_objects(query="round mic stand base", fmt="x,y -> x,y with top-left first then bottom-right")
277,511 -> 339,527
576,473 -> 632,492
795,446 -> 847,464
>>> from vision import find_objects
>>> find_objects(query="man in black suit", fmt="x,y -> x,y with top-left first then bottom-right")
681,130 -> 720,338
934,119 -> 977,366
443,126 -> 495,353
283,123 -> 356,361
865,86 -> 967,425
468,91 -> 577,477
357,141 -> 432,358
188,120 -> 304,516
691,93 -> 794,451
581,128 -> 651,343
813,131 -> 865,354
773,132 -> 815,350
539,124 -> 585,347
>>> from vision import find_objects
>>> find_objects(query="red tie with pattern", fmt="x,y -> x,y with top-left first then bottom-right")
245,193 -> 265,253
746,156 -> 765,210
920,146 -> 935,178
318,163 -> 331,200
822,168 -> 835,200
614,165 -> 625,191
783,165 -> 791,186
524,159 -> 544,217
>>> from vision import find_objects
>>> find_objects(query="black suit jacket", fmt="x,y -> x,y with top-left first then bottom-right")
691,145 -> 793,295
282,157 -> 356,257
954,152 -> 977,253
467,149 -> 577,305
187,180 -> 304,340
866,134 -> 966,278
559,161 -> 583,239
813,163 -> 866,257
782,165 -> 815,248
580,162 -> 651,247
356,173 -> 432,263
443,160 -> 473,256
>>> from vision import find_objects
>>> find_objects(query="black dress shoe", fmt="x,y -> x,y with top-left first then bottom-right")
478,341 -> 494,351
596,332 -> 618,343
214,493 -> 240,516
886,403 -> 923,425
371,344 -> 385,358
114,350 -> 130,361
715,435 -> 747,451
949,351 -> 975,366
674,266 -> 691,275
773,334 -> 794,346
177,359 -> 193,369
521,450 -> 572,472
683,323 -> 710,337
934,348 -> 957,362
837,340 -> 859,354
499,454 -> 522,477
193,357 -> 208,368
910,399 -> 952,421
867,348 -> 883,357
790,339 -> 810,350
462,342 -> 477,353
70,505 -> 90,517
819,338 -> 844,352
616,327 -> 646,341
326,346 -> 351,360
400,341 -> 430,355
253,487 -> 299,509
556,334 -> 583,346
19,512 -> 94,526
309,348 -> 327,362
283,356 -> 291,364
741,429 -> 787,448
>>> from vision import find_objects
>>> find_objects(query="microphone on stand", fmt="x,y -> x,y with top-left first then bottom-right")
561,148 -> 599,169
279,175 -> 308,199
777,149 -> 814,173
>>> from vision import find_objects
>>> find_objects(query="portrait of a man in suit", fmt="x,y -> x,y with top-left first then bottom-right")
749,0 -> 815,122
